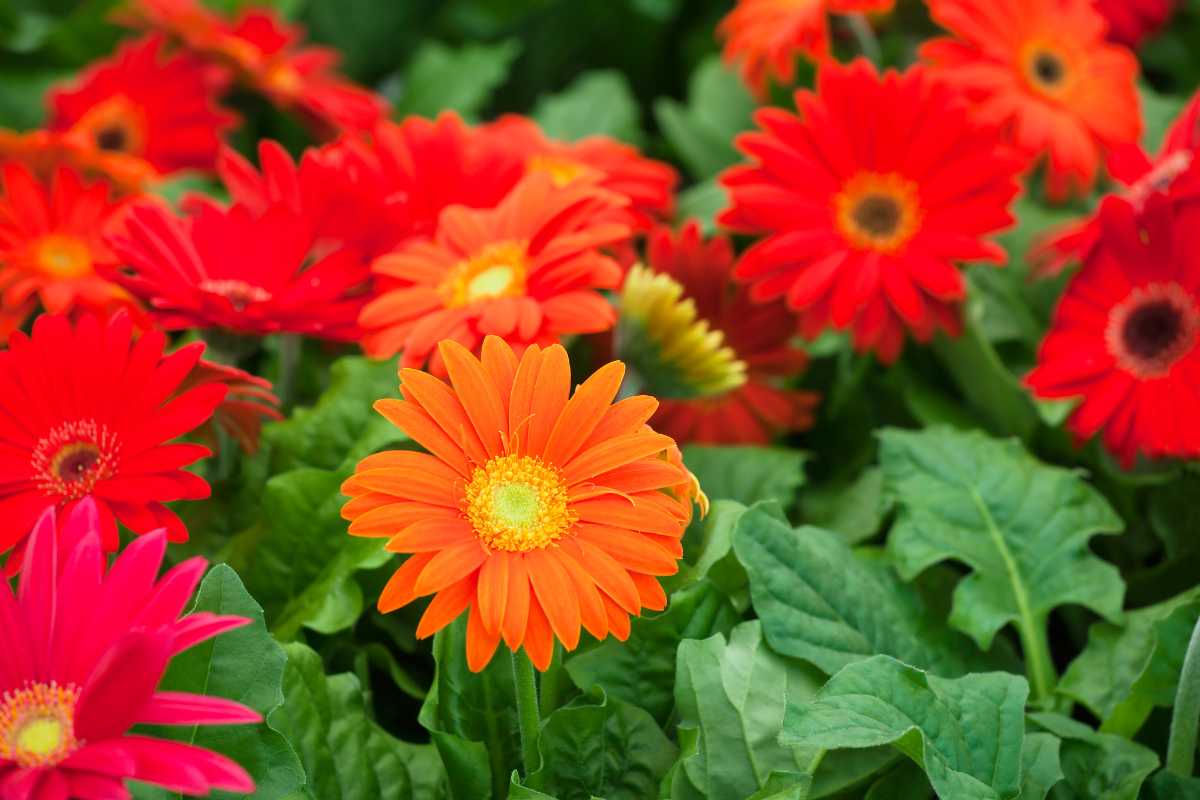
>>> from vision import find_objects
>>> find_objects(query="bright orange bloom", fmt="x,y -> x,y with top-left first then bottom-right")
718,0 -> 895,95
922,0 -> 1141,201
0,129 -> 155,195
341,336 -> 694,671
359,174 -> 629,370
0,164 -> 138,337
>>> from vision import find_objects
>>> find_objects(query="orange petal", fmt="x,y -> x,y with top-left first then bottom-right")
341,491 -> 395,519
555,547 -> 608,640
543,361 -> 626,467
348,466 -> 460,508
566,539 -> 640,614
574,496 -> 687,537
466,600 -> 502,672
601,593 -> 632,641
562,432 -> 676,485
387,517 -> 476,553
476,550 -> 510,635
399,368 -> 489,467
581,396 -> 658,449
378,553 -> 436,613
526,549 -> 581,651
586,460 -> 688,495
413,541 -> 488,596
416,573 -> 476,639
502,553 -> 531,648
506,344 -> 543,455
439,339 -> 508,458
374,399 -> 471,477
574,524 -> 679,576
350,502 -> 459,538
525,344 -> 571,457
630,572 -> 668,612
522,594 -> 555,670
480,335 -> 518,414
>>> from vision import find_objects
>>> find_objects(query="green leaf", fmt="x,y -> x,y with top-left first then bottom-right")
136,565 -> 304,800
1140,84 -> 1188,153
388,39 -> 521,122
565,578 -> 739,725
782,655 -> 1031,800
1017,734 -> 1063,800
799,467 -> 889,545
681,445 -> 806,511
864,761 -> 933,800
879,427 -> 1124,696
533,70 -> 644,145
1058,587 -> 1200,734
677,500 -> 753,610
1142,770 -> 1200,799
654,56 -> 755,180
733,505 -> 1007,678
930,317 -> 1038,439
522,688 -> 676,799
273,643 -> 444,799
675,180 -> 728,235
1027,713 -> 1157,800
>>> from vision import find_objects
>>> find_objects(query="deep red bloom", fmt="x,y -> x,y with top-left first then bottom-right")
0,164 -> 139,337
1035,90 -> 1200,278
48,34 -> 235,174
1094,0 -> 1173,47
921,0 -> 1142,201
1027,196 -> 1200,466
481,115 -> 677,231
643,222 -> 820,444
720,59 -> 1021,362
0,501 -> 259,798
0,313 -> 224,571
177,360 -> 281,454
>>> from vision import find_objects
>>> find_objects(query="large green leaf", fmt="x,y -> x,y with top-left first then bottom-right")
388,39 -> 521,121
654,56 -> 755,180
799,467 -> 889,545
1059,587 -> 1200,735
1027,714 -> 1157,800
134,566 -> 304,800
879,427 -> 1124,697
533,70 -> 644,145
273,643 -> 446,799
1142,771 -> 1200,799
732,505 -> 1006,678
782,656 -> 1054,800
681,445 -> 806,512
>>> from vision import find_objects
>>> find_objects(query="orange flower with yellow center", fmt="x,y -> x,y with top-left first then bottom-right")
341,336 -> 698,671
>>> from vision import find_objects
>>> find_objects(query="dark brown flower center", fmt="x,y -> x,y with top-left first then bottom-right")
1033,52 -> 1065,86
95,124 -> 128,152
1106,282 -> 1200,378
53,444 -> 101,483
852,195 -> 902,238
31,420 -> 121,500
1123,300 -> 1184,360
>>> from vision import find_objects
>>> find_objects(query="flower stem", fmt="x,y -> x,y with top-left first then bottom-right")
1167,614 -> 1200,775
511,649 -> 542,786
277,333 -> 302,410
539,644 -> 565,718
1019,613 -> 1057,704
845,13 -> 881,63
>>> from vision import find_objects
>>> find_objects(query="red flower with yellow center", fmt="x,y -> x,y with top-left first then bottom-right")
0,163 -> 139,337
717,0 -> 895,95
1027,196 -> 1200,466
0,313 -> 224,571
921,0 -> 1142,201
341,336 -> 695,670
720,59 -> 1021,363
359,173 -> 629,369
1094,0 -> 1174,48
48,34 -> 235,174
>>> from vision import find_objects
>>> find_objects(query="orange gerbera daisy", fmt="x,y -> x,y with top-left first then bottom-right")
718,0 -> 895,95
921,0 -> 1141,201
340,336 -> 694,671
359,173 -> 630,369
0,129 -> 155,196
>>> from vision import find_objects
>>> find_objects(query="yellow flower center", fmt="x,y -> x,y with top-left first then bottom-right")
465,455 -> 576,552
527,154 -> 592,188
834,172 -> 922,254
440,241 -> 529,309
35,234 -> 93,279
0,682 -> 81,768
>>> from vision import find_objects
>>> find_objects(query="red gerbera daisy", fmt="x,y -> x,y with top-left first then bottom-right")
717,0 -> 895,95
341,336 -> 694,671
482,115 -> 678,231
0,129 -> 155,196
0,163 -> 139,337
1034,90 -> 1200,278
106,192 -> 367,339
0,500 -> 258,798
1094,0 -> 1174,48
921,0 -> 1142,201
359,173 -> 629,369
1027,196 -> 1200,466
623,222 -> 820,444
176,360 -> 281,454
0,313 -> 224,571
719,59 -> 1021,362
47,33 -> 235,174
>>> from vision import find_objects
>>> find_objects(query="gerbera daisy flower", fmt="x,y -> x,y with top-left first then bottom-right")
340,336 -> 693,671
619,222 -> 819,444
359,173 -> 629,368
1027,196 -> 1200,466
0,163 -> 139,337
921,0 -> 1142,201
719,59 -> 1021,363
0,129 -> 155,196
176,360 -> 282,454
1034,90 -> 1200,278
717,0 -> 895,95
482,115 -> 678,231
47,34 -> 235,175
1094,0 -> 1173,48
0,313 -> 224,570
106,193 -> 367,339
0,500 -> 259,797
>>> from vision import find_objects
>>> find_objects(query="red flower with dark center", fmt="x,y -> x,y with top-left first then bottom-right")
0,313 -> 224,571
176,360 -> 282,454
1094,0 -> 1174,48
0,163 -> 140,337
719,59 -> 1021,362
1027,196 -> 1200,465
0,500 -> 259,797
0,129 -> 156,196
48,34 -> 235,174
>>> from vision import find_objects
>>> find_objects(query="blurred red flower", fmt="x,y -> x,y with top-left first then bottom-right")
1094,0 -> 1174,48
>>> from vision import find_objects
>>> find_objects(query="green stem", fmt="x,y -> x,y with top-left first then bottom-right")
845,13 -> 881,63
511,650 -> 542,785
806,748 -> 826,776
1167,614 -> 1200,775
276,333 -> 302,410
481,664 -> 509,800
539,644 -> 565,718
1019,613 -> 1057,704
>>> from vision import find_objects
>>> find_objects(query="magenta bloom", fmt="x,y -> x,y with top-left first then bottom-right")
0,501 -> 259,798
